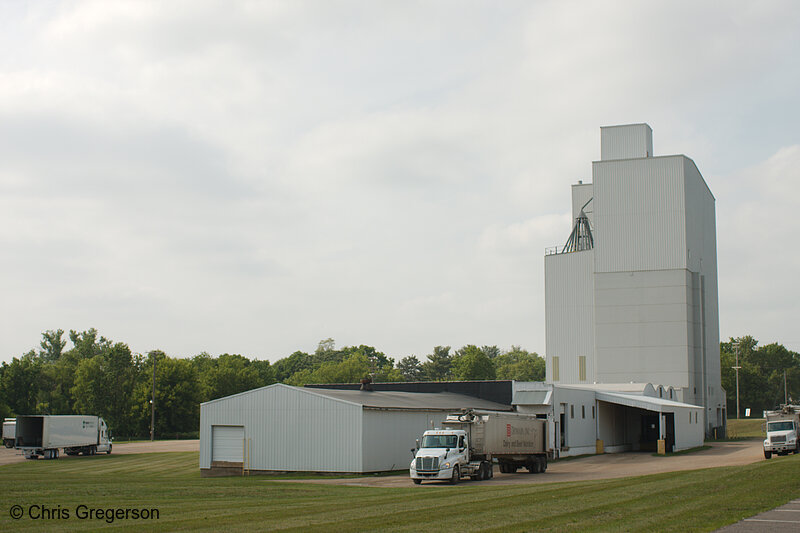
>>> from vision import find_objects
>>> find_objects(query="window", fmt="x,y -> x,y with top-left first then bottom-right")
581,405 -> 585,419
552,357 -> 560,381
578,356 -> 586,382
695,412 -> 698,423
592,405 -> 595,419
570,404 -> 574,419
689,412 -> 692,424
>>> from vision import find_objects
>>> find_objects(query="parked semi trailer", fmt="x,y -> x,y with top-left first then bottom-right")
2,418 -> 15,448
15,415 -> 112,459
410,409 -> 549,484
763,405 -> 800,459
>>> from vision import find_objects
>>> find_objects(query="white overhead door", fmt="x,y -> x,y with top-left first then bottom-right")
212,425 -> 244,463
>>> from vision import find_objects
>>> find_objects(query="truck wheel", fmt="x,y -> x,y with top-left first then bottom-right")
107,444 -> 112,455
449,465 -> 460,485
412,479 -> 422,485
3,440 -> 12,449
764,450 -> 772,459
541,456 -> 547,472
91,446 -> 97,456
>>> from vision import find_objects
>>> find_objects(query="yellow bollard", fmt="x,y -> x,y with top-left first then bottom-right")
657,439 -> 666,455
596,439 -> 604,454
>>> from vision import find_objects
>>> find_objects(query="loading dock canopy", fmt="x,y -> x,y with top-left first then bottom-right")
596,391 -> 701,412
305,388 -> 513,411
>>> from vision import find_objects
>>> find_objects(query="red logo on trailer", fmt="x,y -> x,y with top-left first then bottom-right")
507,424 -> 511,437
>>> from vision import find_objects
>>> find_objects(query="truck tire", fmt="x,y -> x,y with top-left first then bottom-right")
3,439 -> 12,449
450,465 -> 460,485
107,444 -> 112,455
764,450 -> 772,459
412,479 -> 422,485
91,445 -> 97,456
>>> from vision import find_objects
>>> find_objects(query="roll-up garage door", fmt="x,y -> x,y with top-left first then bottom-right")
212,425 -> 244,463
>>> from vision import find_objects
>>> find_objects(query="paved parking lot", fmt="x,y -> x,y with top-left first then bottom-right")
280,440 -> 764,487
716,499 -> 800,532
0,439 -> 198,466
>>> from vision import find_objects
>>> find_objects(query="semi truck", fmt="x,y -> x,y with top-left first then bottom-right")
3,418 -> 15,448
15,415 -> 112,459
410,409 -> 549,484
763,405 -> 800,459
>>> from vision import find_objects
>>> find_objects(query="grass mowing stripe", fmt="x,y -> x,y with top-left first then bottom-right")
2,452 -> 799,532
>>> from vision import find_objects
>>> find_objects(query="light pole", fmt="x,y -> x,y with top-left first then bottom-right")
150,353 -> 156,441
732,341 -> 741,419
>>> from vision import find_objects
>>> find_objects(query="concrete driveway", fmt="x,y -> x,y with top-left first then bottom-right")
282,440 -> 764,488
0,439 -> 199,466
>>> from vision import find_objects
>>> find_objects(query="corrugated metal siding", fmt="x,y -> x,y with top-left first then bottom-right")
361,410 -> 447,472
571,183 -> 594,228
594,270 -> 692,387
600,124 -> 653,160
200,384 -> 362,472
545,250 -> 595,383
593,156 -> 687,273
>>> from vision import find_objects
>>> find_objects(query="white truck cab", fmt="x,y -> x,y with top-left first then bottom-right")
763,407 -> 800,459
410,429 -> 473,484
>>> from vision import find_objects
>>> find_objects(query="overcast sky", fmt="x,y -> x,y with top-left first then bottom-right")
1,1 -> 799,364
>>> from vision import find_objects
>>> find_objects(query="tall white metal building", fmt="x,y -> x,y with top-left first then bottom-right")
545,124 -> 726,435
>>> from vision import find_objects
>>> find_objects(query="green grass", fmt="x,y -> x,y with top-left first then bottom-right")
726,418 -> 765,439
1,451 -> 799,532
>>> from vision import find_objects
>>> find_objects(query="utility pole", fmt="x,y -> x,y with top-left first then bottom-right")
732,341 -> 741,419
150,353 -> 156,441
785,370 -> 788,405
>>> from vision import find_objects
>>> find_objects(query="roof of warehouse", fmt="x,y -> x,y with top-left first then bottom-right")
305,387 -> 513,411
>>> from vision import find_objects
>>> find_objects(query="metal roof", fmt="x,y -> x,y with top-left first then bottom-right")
305,388 -> 513,411
596,391 -> 702,412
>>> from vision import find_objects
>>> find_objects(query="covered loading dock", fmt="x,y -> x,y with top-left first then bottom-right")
200,383 -> 511,475
513,382 -> 705,456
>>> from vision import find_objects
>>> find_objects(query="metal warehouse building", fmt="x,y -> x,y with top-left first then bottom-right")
199,383 -> 510,475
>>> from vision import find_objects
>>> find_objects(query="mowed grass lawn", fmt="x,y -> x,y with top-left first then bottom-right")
1,451 -> 799,532
726,418 -> 765,439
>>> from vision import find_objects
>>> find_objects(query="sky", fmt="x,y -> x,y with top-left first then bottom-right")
1,0 -> 799,364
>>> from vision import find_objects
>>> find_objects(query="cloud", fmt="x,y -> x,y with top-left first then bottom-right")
1,1 -> 799,361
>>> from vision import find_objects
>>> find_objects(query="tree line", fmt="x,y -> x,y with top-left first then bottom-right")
720,336 -> 800,417
0,329 -> 544,439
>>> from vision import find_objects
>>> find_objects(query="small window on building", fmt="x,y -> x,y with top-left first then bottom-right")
552,356 -> 560,381
670,389 -> 673,399
689,412 -> 692,424
582,405 -> 585,419
695,412 -> 698,423
578,356 -> 586,382
592,405 -> 595,419
570,404 -> 574,419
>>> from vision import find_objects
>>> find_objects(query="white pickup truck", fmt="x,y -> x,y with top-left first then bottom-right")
410,410 -> 549,484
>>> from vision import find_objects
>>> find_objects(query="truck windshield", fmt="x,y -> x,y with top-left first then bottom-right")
421,435 -> 458,448
768,421 -> 795,432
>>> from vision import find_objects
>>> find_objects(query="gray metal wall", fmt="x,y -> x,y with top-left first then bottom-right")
361,410 -> 446,472
594,269 -> 692,387
200,384 -> 363,472
593,155 -> 688,273
545,249 -> 595,384
600,124 -> 653,160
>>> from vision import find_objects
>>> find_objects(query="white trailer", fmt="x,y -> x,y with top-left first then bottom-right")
2,418 -> 15,448
763,406 -> 800,459
15,415 -> 112,459
410,410 -> 549,484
